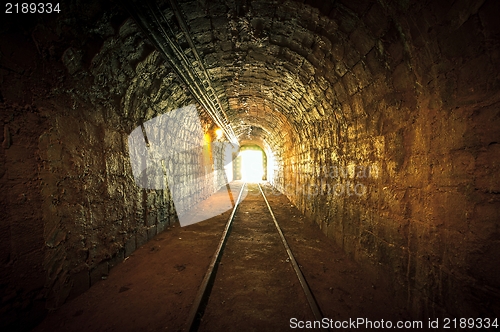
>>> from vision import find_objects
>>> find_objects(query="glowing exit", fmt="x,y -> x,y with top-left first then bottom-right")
240,150 -> 264,182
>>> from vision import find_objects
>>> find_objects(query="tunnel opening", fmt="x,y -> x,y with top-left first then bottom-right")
240,150 -> 263,182
234,145 -> 267,182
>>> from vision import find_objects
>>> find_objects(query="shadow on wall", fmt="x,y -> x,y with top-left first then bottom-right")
128,104 -> 240,226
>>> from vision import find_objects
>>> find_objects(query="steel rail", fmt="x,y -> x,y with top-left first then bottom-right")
257,183 -> 328,331
185,182 -> 247,332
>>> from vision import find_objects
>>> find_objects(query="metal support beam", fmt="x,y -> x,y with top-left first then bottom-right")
123,0 -> 239,145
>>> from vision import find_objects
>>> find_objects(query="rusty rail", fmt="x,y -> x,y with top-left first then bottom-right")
185,182 -> 246,331
258,183 -> 328,331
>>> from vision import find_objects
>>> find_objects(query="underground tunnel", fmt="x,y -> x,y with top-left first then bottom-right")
1,0 -> 500,330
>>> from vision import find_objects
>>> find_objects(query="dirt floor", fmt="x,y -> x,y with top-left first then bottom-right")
34,182 -> 410,331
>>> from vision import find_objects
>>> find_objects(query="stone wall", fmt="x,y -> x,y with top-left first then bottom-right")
0,4 -> 228,330
278,0 -> 500,319
0,105 -> 49,329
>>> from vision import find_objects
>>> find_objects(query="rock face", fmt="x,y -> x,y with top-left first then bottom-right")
0,0 -> 499,329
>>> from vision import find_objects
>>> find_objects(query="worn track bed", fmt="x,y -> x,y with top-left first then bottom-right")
188,183 -> 325,331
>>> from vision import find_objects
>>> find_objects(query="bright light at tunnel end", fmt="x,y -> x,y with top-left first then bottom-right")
240,149 -> 265,183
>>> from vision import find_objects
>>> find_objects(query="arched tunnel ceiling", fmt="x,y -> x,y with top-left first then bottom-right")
129,0 -> 378,148
189,0 -> 354,139
99,0 -> 496,156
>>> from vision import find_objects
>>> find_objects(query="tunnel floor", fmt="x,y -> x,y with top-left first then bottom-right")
34,183 -> 409,331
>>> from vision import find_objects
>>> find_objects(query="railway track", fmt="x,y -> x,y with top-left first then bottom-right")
185,182 -> 328,331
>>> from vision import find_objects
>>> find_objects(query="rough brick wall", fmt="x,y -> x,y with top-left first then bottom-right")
0,4 -> 228,330
0,106 -> 48,329
276,0 -> 500,319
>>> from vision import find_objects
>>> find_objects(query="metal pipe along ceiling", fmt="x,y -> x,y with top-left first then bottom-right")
122,0 -> 239,146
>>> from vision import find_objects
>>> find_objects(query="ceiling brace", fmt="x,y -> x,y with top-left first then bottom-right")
123,0 -> 239,145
